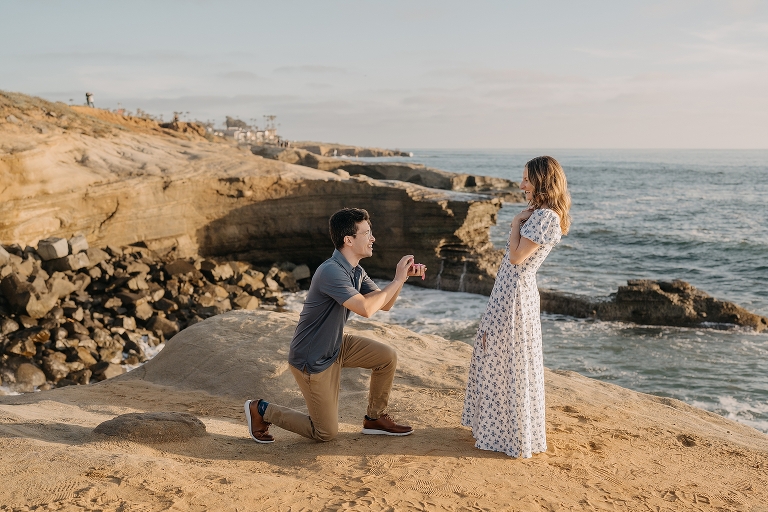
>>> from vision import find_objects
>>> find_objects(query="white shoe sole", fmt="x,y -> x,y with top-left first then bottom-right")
361,428 -> 414,436
244,400 -> 274,444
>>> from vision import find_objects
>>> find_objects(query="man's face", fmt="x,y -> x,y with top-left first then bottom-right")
348,221 -> 375,259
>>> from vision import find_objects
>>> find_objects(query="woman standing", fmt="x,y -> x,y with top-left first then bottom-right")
461,156 -> 571,458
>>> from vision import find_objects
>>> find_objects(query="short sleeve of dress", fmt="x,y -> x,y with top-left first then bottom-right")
520,209 -> 562,246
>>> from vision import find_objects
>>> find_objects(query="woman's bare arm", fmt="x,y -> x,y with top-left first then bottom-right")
509,210 -> 541,265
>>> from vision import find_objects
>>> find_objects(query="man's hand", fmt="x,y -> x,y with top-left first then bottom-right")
344,255 -> 427,317
394,255 -> 415,283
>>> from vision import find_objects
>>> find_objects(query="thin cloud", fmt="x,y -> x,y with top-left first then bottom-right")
217,71 -> 265,81
127,93 -> 300,107
274,65 -> 348,75
392,5 -> 448,22
692,21 -> 768,41
27,51 -> 195,64
683,21 -> 768,63
571,47 -> 640,59
426,66 -> 587,87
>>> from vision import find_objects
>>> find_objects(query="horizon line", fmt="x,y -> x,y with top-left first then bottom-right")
376,147 -> 768,151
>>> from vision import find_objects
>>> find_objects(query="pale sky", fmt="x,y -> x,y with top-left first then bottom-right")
1,0 -> 767,148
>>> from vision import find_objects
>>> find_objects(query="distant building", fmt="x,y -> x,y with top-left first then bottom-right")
214,128 -> 257,142
215,127 -> 281,144
262,128 -> 278,143
215,115 -> 282,145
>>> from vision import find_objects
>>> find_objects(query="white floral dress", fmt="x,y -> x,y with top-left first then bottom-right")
461,208 -> 562,458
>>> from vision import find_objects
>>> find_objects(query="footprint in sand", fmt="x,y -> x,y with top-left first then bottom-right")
716,490 -> 746,505
694,493 -> 711,504
676,433 -> 696,447
590,466 -> 623,486
396,478 -> 484,499
363,455 -> 399,476
23,477 -> 93,507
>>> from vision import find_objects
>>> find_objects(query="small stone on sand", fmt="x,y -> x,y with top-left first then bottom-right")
94,411 -> 207,442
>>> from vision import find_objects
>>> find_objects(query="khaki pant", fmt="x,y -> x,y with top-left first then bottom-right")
263,333 -> 397,442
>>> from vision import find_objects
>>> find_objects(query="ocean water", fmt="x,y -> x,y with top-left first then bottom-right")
288,149 -> 768,433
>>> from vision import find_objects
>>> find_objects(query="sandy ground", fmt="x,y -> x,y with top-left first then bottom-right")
1,310 -> 767,511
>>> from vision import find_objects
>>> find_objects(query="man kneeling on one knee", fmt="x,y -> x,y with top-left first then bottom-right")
244,207 -> 426,442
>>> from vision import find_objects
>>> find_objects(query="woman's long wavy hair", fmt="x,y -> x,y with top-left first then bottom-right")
525,156 -> 571,235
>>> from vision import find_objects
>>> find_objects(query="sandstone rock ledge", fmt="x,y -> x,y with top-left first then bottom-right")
291,141 -> 411,157
0,309 -> 766,510
251,145 -> 526,202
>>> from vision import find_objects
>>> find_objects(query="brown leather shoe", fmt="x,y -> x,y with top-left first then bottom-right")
361,413 -> 413,436
244,400 -> 274,443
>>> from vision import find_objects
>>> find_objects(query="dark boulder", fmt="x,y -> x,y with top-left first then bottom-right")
540,279 -> 768,332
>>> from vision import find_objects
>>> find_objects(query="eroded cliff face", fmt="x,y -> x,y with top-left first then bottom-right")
0,92 -> 502,292
197,176 -> 503,293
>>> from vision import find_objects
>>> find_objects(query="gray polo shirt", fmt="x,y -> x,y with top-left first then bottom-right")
288,249 -> 379,373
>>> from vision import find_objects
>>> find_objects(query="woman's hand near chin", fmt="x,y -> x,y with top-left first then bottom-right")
512,207 -> 534,227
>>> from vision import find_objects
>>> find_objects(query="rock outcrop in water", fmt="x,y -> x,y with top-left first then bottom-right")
541,279 -> 768,332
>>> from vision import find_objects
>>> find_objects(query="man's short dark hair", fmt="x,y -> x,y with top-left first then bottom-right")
329,208 -> 370,249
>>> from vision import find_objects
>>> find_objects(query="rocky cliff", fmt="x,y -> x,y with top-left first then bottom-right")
0,91 -> 502,295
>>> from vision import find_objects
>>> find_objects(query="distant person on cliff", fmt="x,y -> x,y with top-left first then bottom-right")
462,156 -> 571,458
244,207 -> 426,443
